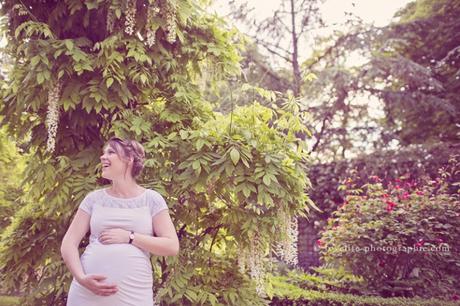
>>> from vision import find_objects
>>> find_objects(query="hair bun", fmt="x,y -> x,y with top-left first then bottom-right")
106,137 -> 146,179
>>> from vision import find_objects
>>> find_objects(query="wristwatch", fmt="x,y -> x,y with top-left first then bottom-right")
128,231 -> 135,244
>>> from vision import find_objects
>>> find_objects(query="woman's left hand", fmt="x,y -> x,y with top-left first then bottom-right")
99,228 -> 130,244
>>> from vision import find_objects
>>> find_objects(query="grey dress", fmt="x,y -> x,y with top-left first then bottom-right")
66,187 -> 169,306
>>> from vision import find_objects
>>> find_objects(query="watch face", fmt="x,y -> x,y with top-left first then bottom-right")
130,233 -> 135,239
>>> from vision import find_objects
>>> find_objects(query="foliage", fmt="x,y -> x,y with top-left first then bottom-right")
301,0 -> 460,159
0,1 -> 317,305
318,155 -> 460,298
0,125 -> 27,233
0,295 -> 20,306
228,0 -> 325,96
268,266 -> 364,294
309,141 -> 458,223
266,273 -> 460,306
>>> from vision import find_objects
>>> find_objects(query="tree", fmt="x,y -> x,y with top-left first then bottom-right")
301,0 -> 459,159
0,0 -> 317,305
229,0 -> 324,96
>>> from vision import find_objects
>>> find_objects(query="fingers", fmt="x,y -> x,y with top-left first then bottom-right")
97,283 -> 118,290
90,274 -> 107,281
96,287 -> 118,296
90,278 -> 118,296
98,234 -> 111,244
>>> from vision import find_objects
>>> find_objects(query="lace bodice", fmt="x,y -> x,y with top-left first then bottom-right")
78,187 -> 169,217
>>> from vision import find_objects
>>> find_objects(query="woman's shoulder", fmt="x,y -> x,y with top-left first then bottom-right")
85,187 -> 106,199
145,188 -> 165,199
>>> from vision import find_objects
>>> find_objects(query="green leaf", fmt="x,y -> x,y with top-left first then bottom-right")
192,160 -> 200,170
106,77 -> 114,88
262,174 -> 271,186
229,148 -> 240,165
196,139 -> 205,150
140,74 -> 148,84
30,56 -> 40,66
242,185 -> 251,198
65,39 -> 73,51
85,1 -> 99,10
36,73 -> 44,84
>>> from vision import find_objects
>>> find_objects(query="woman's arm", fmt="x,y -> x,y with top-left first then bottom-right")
60,209 -> 91,282
135,209 -> 179,256
99,209 -> 179,256
61,208 -> 118,296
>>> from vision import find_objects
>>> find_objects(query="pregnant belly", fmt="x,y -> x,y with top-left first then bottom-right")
81,243 -> 153,287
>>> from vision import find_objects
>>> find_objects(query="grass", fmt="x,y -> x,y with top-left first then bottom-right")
0,296 -> 20,306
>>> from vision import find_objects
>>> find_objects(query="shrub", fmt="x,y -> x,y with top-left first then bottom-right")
266,273 -> 460,306
318,155 -> 460,299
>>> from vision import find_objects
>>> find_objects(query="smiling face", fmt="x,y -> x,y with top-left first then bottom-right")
100,143 -> 133,180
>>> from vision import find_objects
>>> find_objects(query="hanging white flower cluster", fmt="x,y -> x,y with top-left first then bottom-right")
238,232 -> 266,297
146,4 -> 160,47
106,7 -> 115,34
163,2 -> 177,44
247,231 -> 267,297
124,0 -> 137,35
272,208 -> 299,266
45,80 -> 63,154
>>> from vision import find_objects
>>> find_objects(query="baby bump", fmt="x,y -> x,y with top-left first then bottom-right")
81,243 -> 153,287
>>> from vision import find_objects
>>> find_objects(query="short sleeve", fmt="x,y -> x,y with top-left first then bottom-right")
78,191 -> 95,215
149,190 -> 169,218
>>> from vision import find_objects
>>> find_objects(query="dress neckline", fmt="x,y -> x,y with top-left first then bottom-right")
103,187 -> 147,200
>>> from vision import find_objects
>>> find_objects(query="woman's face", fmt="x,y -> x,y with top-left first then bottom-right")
100,144 -> 131,180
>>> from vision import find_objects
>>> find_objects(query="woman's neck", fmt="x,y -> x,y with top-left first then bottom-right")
108,180 -> 143,197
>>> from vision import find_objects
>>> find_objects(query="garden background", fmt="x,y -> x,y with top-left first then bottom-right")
0,0 -> 459,305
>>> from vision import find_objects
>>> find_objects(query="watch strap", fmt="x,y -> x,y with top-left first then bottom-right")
128,231 -> 134,244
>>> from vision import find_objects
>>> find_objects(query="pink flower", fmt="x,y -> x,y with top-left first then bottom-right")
452,294 -> 459,301
401,192 -> 410,200
415,239 -> 425,247
416,190 -> 424,196
316,239 -> 323,246
385,200 -> 396,212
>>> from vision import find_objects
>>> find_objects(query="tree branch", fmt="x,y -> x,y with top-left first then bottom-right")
251,37 -> 293,63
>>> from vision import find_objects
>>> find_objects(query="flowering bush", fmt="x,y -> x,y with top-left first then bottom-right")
318,155 -> 460,299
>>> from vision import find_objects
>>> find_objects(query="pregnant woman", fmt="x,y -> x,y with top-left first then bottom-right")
61,137 -> 179,306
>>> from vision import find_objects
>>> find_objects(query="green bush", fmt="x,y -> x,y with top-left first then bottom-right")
0,295 -> 20,306
266,274 -> 460,306
272,266 -> 364,294
319,155 -> 460,298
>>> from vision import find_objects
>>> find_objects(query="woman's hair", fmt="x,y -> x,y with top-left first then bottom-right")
104,137 -> 145,179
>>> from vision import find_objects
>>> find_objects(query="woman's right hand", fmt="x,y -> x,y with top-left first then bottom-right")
77,274 -> 118,296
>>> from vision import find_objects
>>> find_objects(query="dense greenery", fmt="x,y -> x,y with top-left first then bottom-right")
319,156 -> 460,298
308,141 -> 459,225
0,125 -> 27,233
0,0 -> 316,305
299,0 -> 460,160
267,272 -> 460,306
0,0 -> 458,304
